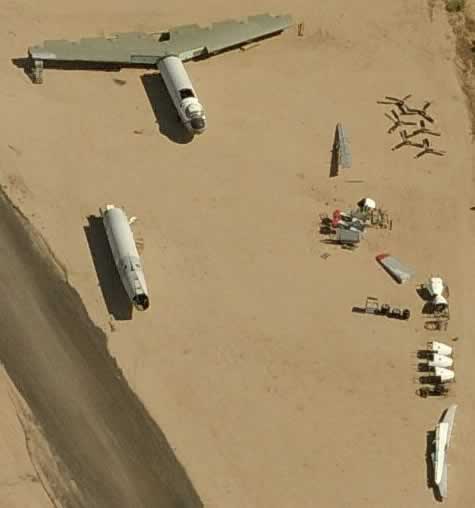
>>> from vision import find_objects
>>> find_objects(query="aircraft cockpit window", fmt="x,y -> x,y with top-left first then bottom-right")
158,32 -> 171,42
180,88 -> 195,100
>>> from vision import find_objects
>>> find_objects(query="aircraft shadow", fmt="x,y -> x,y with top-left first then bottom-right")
416,285 -> 432,302
426,431 -> 437,496
415,286 -> 436,315
425,429 -> 444,502
141,73 -> 194,145
84,215 -> 133,321
329,126 -> 340,178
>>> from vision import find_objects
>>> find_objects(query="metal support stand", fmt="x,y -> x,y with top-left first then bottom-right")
31,59 -> 44,84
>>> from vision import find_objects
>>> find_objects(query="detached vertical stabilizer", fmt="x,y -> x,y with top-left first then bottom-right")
432,404 -> 457,500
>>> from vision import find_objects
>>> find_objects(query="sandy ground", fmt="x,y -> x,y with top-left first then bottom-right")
0,192 -> 202,507
0,0 -> 474,507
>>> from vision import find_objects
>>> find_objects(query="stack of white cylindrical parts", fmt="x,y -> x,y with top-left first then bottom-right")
433,367 -> 455,382
428,354 -> 453,369
427,341 -> 454,382
428,341 -> 453,357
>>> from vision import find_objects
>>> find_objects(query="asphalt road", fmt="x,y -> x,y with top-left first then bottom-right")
0,192 -> 202,508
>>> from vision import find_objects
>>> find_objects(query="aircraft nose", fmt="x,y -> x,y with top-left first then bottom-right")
190,117 -> 206,134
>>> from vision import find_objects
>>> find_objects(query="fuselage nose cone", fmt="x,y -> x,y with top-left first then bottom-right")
191,117 -> 206,134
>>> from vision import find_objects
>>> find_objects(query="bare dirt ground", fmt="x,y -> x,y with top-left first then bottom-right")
0,192 -> 202,507
0,1 -> 474,507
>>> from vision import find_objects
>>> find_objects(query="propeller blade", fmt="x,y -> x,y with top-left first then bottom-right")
385,96 -> 403,103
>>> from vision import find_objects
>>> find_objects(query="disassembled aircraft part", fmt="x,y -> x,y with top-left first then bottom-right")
424,319 -> 449,332
356,297 -> 410,319
332,123 -> 352,171
368,207 -> 392,229
376,253 -> 415,284
364,296 -> 380,314
432,404 -> 457,500
424,277 -> 449,312
407,119 -> 441,138
403,101 -> 435,123
417,384 -> 449,398
377,95 -> 435,122
414,138 -> 446,158
391,129 -> 424,151
334,227 -> 361,245
158,56 -> 206,134
391,307 -> 403,319
377,94 -> 412,106
100,204 -> 150,311
428,341 -> 453,357
433,367 -> 455,383
27,14 -> 293,83
384,109 -> 417,133
357,197 -> 376,212
331,209 -> 366,233
428,353 -> 454,369
386,307 -> 411,320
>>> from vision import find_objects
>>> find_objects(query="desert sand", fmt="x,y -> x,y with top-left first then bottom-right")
0,1 -> 474,507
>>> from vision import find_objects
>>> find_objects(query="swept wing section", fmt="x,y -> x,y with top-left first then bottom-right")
28,14 -> 293,65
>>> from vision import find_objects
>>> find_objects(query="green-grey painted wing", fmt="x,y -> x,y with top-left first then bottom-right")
28,14 -> 292,64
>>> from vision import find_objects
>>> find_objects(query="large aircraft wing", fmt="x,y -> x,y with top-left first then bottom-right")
28,14 -> 293,64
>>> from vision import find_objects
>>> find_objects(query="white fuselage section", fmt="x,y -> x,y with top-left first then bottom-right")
157,56 -> 207,135
101,205 -> 149,311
